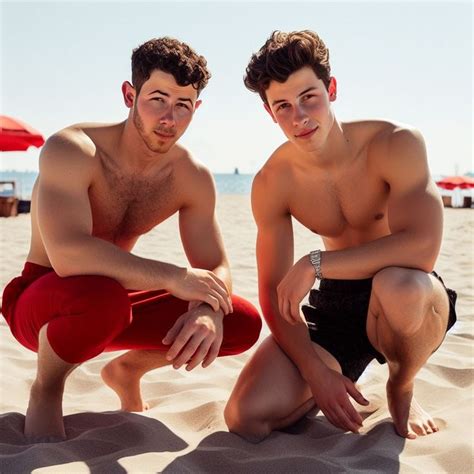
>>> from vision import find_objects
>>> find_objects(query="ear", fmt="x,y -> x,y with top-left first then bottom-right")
263,102 -> 277,123
194,99 -> 202,111
122,81 -> 135,108
328,77 -> 337,102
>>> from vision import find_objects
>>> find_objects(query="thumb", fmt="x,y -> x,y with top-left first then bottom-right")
345,379 -> 369,406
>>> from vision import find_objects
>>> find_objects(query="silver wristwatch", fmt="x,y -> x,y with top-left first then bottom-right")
309,249 -> 323,280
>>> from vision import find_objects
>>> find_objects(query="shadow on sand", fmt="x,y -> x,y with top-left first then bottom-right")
163,418 -> 405,474
0,411 -> 187,473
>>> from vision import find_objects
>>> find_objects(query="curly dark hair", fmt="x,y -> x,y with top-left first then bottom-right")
131,37 -> 211,96
244,30 -> 331,104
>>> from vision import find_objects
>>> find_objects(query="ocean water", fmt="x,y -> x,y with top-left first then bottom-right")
0,171 -> 254,198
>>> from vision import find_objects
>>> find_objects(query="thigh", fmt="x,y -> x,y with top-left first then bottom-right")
12,271 -> 128,352
227,335 -> 341,423
107,291 -> 188,351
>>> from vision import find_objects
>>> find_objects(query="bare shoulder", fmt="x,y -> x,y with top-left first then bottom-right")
252,144 -> 293,221
39,124 -> 100,182
345,120 -> 427,180
174,145 -> 216,204
254,142 -> 295,190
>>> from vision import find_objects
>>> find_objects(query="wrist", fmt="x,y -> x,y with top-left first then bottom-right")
192,302 -> 225,318
299,355 -> 328,382
309,250 -> 324,280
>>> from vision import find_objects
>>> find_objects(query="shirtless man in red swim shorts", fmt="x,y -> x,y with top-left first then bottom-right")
2,37 -> 261,441
224,30 -> 456,441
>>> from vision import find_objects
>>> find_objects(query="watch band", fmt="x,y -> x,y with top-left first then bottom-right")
309,249 -> 323,280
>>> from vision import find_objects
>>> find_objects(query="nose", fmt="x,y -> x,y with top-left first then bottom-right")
292,105 -> 309,128
159,105 -> 176,126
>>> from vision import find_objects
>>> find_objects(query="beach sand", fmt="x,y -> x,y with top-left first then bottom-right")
0,196 -> 472,473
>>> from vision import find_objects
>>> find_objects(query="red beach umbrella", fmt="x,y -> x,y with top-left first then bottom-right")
0,115 -> 45,152
436,176 -> 474,190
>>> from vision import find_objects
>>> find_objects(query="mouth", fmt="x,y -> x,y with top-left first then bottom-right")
295,126 -> 318,139
154,130 -> 175,139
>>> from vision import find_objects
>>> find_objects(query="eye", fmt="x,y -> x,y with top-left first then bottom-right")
302,94 -> 316,101
177,102 -> 190,110
151,97 -> 164,102
276,103 -> 290,112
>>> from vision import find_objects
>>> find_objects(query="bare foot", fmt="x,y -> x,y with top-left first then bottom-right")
386,380 -> 439,439
101,359 -> 149,412
24,381 -> 66,442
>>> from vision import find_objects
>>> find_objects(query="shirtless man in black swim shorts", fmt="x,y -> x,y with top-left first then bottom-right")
224,30 -> 457,441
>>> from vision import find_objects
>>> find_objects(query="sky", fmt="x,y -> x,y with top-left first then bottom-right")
1,0 -> 472,175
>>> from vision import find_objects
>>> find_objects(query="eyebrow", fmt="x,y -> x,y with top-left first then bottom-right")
149,89 -> 194,105
271,86 -> 318,106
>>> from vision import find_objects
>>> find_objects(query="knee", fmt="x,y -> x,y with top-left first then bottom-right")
228,296 -> 263,353
224,398 -> 270,443
373,267 -> 430,335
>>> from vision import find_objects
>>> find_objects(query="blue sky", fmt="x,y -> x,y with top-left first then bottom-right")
1,1 -> 472,175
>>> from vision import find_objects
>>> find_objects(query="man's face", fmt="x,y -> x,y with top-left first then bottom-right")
264,66 -> 336,153
126,69 -> 201,154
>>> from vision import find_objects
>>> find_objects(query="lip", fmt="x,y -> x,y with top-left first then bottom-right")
295,126 -> 318,139
154,131 -> 175,139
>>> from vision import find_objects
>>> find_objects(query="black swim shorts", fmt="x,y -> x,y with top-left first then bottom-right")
301,271 -> 457,382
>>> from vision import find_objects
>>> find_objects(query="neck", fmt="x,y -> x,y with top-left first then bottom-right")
115,117 -> 172,173
305,118 -> 350,169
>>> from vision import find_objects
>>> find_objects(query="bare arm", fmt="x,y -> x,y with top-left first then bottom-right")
255,167 -> 368,432
179,165 -> 232,313
252,169 -> 325,376
320,128 -> 443,279
37,132 -> 228,310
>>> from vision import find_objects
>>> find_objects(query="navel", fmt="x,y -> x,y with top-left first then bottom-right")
374,213 -> 384,220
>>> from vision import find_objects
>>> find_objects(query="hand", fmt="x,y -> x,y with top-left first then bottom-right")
308,366 -> 369,433
168,267 -> 232,315
277,254 -> 316,324
162,305 -> 224,371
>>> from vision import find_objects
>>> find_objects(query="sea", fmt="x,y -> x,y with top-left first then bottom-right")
0,171 -> 254,199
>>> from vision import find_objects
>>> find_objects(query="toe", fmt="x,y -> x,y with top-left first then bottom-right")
428,419 -> 438,432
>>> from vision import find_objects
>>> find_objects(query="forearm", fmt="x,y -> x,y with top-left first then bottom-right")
320,230 -> 439,280
50,235 -> 181,290
260,290 -> 327,380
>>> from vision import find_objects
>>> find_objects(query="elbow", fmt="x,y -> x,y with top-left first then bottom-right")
47,243 -> 82,277
412,237 -> 440,273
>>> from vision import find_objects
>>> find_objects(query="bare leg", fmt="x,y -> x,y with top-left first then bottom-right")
25,324 -> 77,442
367,268 -> 450,439
224,335 -> 341,442
101,350 -> 171,412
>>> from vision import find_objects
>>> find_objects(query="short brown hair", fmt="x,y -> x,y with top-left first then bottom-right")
131,37 -> 211,96
244,30 -> 331,103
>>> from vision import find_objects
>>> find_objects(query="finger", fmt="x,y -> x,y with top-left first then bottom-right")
334,405 -> 360,433
281,297 -> 292,324
201,337 -> 222,368
208,275 -> 232,313
289,297 -> 301,323
341,396 -> 363,427
345,379 -> 369,406
210,286 -> 231,315
166,325 -> 195,361
324,409 -> 344,431
203,294 -> 220,312
162,317 -> 185,345
186,339 -> 213,371
172,333 -> 205,369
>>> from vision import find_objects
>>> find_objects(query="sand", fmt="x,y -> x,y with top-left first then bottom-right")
0,196 -> 472,473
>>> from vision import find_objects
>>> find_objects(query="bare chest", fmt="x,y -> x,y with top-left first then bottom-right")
89,168 -> 179,245
289,164 -> 389,242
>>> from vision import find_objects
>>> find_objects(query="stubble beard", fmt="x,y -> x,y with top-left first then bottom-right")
133,106 -> 174,154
